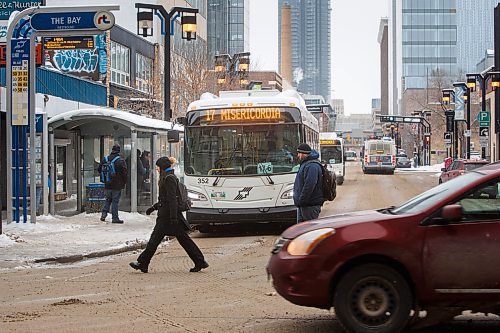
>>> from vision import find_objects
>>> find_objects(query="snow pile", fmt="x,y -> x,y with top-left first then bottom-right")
0,234 -> 16,247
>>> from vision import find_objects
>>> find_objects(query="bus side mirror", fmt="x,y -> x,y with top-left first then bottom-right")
176,117 -> 187,126
167,130 -> 180,143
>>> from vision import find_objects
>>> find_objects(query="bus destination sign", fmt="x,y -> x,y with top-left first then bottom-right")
204,107 -> 282,122
44,36 -> 94,50
189,106 -> 302,126
320,139 -> 340,145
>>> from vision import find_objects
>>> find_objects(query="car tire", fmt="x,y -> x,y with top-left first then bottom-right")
438,178 -> 442,184
334,263 -> 412,333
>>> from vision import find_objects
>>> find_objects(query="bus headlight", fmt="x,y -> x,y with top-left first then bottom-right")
188,190 -> 207,201
287,228 -> 336,255
280,189 -> 293,199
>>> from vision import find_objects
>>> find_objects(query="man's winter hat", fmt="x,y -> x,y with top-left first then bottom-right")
156,156 -> 172,170
112,143 -> 121,153
297,143 -> 312,154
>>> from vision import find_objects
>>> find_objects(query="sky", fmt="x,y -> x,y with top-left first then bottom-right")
249,0 -> 389,115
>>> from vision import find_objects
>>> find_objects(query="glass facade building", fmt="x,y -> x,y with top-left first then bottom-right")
456,0 -> 498,73
278,0 -> 331,102
402,0 -> 457,89
207,0 -> 249,61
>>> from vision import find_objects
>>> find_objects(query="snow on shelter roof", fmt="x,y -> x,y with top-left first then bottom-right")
48,108 -> 183,133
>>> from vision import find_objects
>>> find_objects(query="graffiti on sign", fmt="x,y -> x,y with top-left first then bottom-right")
46,34 -> 107,82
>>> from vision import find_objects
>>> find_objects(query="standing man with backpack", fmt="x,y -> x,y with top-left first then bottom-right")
99,143 -> 128,223
293,143 -> 325,223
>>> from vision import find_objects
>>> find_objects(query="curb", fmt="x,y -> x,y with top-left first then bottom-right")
33,241 -> 149,264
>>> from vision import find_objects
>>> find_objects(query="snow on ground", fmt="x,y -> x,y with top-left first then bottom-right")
395,162 -> 444,176
0,211 -> 157,270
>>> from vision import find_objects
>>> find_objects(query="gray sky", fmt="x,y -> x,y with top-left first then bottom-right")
249,0 -> 389,115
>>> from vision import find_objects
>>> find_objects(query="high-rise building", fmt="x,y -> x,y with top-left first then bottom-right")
401,0 -> 457,90
389,0 -> 458,114
207,0 -> 250,61
278,0 -> 331,102
456,0 -> 498,73
331,99 -> 344,116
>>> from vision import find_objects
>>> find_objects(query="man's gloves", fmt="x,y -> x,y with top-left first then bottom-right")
146,206 -> 156,215
146,202 -> 161,215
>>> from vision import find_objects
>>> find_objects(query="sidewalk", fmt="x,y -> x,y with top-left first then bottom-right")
0,212 -> 159,270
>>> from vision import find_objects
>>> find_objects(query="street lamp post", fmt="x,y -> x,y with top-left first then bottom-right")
442,88 -> 458,158
135,3 -> 198,121
466,69 -> 500,160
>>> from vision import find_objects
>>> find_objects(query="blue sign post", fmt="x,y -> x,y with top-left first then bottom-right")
6,5 -> 119,224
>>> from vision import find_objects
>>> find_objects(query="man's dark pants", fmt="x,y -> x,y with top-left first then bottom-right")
297,205 -> 322,223
138,220 -> 204,267
102,189 -> 122,221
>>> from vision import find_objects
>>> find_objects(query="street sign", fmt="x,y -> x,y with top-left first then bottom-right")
30,11 -> 115,31
464,130 -> 471,137
444,132 -> 452,144
479,127 -> 489,137
454,86 -> 465,121
477,111 -> 490,127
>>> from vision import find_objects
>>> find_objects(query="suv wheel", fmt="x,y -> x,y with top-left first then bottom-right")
334,263 -> 412,333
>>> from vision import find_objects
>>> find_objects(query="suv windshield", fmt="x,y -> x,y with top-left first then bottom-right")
464,163 -> 487,171
392,172 -> 482,214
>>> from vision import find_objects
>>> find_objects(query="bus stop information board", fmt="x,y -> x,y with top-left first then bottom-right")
11,38 -> 29,125
43,36 -> 94,49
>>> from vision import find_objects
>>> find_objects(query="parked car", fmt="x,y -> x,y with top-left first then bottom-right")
439,159 -> 489,183
267,164 -> 500,332
396,156 -> 412,168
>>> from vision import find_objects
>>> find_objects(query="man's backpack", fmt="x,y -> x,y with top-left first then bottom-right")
168,175 -> 192,212
100,156 -> 120,183
313,161 -> 337,201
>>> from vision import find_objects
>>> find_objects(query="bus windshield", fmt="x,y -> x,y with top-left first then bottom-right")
367,142 -> 394,155
320,146 -> 343,165
185,124 -> 300,176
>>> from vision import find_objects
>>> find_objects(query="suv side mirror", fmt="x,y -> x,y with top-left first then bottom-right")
441,204 -> 462,222
441,167 -> 447,172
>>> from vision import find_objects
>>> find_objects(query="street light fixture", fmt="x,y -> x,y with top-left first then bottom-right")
135,3 -> 199,121
466,69 -> 500,160
214,52 -> 251,89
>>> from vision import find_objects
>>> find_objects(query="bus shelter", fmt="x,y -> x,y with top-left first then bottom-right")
47,108 -> 183,215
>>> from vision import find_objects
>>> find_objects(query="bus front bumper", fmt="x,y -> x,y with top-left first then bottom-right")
187,206 -> 297,226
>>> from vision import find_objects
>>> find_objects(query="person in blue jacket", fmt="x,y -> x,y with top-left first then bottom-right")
293,143 -> 324,223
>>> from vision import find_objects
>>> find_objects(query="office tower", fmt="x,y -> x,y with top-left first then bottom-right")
401,0 -> 457,90
207,0 -> 250,59
456,0 -> 498,73
278,0 -> 331,102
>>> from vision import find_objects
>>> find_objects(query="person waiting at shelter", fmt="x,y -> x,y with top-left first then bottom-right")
99,143 -> 128,223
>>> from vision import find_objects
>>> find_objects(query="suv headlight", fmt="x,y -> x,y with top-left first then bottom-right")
280,189 -> 293,199
188,190 -> 207,201
287,228 -> 335,255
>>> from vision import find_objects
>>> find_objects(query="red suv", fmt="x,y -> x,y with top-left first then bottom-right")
267,164 -> 500,332
439,159 -> 488,184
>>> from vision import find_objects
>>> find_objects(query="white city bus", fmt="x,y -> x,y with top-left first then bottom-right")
362,138 -> 397,174
183,90 -> 319,231
319,132 -> 345,185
